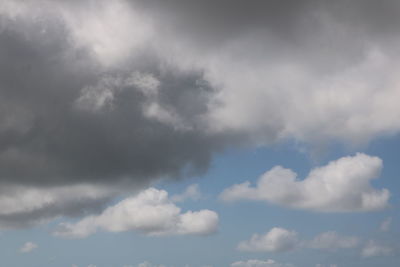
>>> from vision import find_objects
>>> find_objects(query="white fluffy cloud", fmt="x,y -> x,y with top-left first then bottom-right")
231,259 -> 294,267
361,240 -> 393,258
238,227 -> 299,253
19,241 -> 38,253
220,153 -> 389,212
53,188 -> 218,238
204,46 -> 400,146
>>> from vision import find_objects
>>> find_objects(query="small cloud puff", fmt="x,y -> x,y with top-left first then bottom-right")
361,240 -> 393,258
238,227 -> 299,253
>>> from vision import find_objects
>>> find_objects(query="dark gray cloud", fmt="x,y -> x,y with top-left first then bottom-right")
0,0 -> 242,227
134,0 -> 313,45
0,183 -> 121,229
0,11 -> 235,188
134,0 -> 400,38
133,0 -> 400,68
0,195 -> 110,229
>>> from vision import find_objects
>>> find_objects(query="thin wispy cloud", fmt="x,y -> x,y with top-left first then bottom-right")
19,242 -> 38,253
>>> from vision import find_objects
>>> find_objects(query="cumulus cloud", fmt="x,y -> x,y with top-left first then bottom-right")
220,153 -> 389,212
238,227 -> 299,253
361,240 -> 393,258
231,259 -> 294,267
19,241 -> 38,253
53,188 -> 218,238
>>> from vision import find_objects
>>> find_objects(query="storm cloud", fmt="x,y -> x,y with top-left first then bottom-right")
0,1 -> 233,188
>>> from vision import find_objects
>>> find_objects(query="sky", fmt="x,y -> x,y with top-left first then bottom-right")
0,0 -> 399,266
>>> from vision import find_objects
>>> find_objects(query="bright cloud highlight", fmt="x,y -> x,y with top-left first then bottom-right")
53,188 -> 218,238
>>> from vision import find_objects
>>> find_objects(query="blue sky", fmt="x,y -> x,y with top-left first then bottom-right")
1,138 -> 398,267
0,1 -> 399,267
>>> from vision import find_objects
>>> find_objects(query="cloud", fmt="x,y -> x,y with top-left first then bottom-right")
137,262 -> 166,267
361,240 -> 393,258
1,0 -> 400,191
0,184 -> 118,229
239,228 -> 363,254
0,0 -> 236,226
220,153 -> 389,212
0,0 -> 233,188
129,0 -> 400,146
231,259 -> 294,267
379,217 -> 392,232
307,231 -> 359,251
1,0 -> 400,228
53,188 -> 218,238
19,241 -> 38,253
237,227 -> 299,253
171,184 -> 202,203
